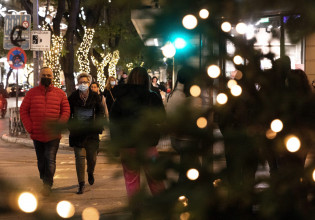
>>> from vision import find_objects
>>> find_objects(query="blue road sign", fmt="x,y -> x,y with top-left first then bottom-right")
7,47 -> 27,69
4,14 -> 31,50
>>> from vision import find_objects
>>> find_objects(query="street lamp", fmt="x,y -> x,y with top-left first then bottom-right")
161,42 -> 176,89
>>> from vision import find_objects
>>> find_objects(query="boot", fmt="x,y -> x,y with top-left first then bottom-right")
76,182 -> 85,194
88,173 -> 94,185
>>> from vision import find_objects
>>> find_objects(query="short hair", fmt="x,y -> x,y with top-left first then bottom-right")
40,67 -> 53,76
91,82 -> 100,88
127,67 -> 150,90
77,72 -> 92,83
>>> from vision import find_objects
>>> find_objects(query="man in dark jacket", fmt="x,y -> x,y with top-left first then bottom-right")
20,67 -> 70,196
68,73 -> 104,194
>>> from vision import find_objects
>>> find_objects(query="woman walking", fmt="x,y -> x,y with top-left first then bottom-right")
109,67 -> 165,201
68,73 -> 104,194
103,76 -> 117,116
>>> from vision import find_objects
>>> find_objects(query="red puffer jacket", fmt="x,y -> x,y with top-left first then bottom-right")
20,85 -> 70,142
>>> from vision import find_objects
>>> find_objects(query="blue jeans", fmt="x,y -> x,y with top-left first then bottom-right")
33,139 -> 60,187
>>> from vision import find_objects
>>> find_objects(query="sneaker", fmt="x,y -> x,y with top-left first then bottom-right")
88,173 -> 94,185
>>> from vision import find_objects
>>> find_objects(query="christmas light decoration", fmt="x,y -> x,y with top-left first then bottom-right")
43,34 -> 64,88
108,50 -> 120,77
126,63 -> 134,73
76,28 -> 95,74
92,53 -> 112,92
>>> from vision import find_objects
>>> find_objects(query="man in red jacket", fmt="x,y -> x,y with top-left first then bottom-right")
20,67 -> 70,195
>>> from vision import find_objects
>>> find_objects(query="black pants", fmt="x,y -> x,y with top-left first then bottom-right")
33,139 -> 60,187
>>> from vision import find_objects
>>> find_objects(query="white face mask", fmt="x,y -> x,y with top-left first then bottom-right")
78,84 -> 89,92
110,81 -> 116,86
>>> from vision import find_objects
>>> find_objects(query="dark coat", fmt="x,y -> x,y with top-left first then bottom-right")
109,84 -> 165,148
68,89 -> 105,147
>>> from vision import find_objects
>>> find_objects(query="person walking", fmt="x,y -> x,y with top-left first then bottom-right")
20,67 -> 70,196
90,82 -> 107,117
68,73 -> 105,194
109,67 -> 165,202
103,76 -> 117,116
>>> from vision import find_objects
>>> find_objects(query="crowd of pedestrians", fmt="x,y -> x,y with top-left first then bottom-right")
18,59 -> 313,216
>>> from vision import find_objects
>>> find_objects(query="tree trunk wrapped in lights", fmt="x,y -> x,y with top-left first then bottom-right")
76,28 -> 95,74
92,53 -> 112,92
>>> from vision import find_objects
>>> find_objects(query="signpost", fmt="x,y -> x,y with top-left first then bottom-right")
4,14 -> 31,50
30,30 -> 51,51
7,47 -> 27,110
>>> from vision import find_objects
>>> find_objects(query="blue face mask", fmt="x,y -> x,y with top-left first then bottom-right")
78,84 -> 89,92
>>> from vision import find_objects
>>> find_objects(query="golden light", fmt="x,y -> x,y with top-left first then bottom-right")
182,14 -> 198,30
186,168 -> 199,180
234,70 -> 243,80
312,169 -> 315,182
190,85 -> 201,97
82,207 -> 100,220
270,119 -> 283,133
221,21 -> 232,32
180,212 -> 191,220
230,85 -> 242,96
236,22 -> 247,34
216,93 -> 228,105
213,179 -> 222,187
178,196 -> 188,207
18,192 -> 38,213
76,28 -> 95,73
162,42 -> 176,58
227,79 -> 237,88
285,135 -> 301,153
56,201 -> 75,218
233,55 -> 244,65
207,65 -> 221,78
199,9 -> 209,19
266,129 -> 277,139
196,117 -> 207,128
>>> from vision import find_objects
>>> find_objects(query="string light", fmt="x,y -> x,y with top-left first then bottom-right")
108,50 -> 120,77
76,28 -> 95,73
43,31 -> 64,88
92,53 -> 112,92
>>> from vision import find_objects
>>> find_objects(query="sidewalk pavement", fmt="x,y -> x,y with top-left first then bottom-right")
1,129 -> 175,153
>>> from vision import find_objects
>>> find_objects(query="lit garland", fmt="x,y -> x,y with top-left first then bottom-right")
108,50 -> 120,77
126,61 -> 144,73
76,28 -> 95,73
91,53 -> 112,92
43,34 -> 64,88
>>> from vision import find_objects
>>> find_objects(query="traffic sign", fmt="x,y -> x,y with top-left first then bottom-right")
7,47 -> 27,69
30,30 -> 51,51
3,14 -> 31,50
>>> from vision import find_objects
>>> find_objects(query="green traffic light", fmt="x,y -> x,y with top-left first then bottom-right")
174,37 -> 187,49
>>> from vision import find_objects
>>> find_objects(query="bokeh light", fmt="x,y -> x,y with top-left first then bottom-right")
312,169 -> 315,182
236,22 -> 247,34
221,22 -> 232,32
178,196 -> 188,207
270,119 -> 283,133
18,192 -> 38,213
230,85 -> 242,96
190,85 -> 201,97
174,38 -> 187,49
186,168 -> 199,180
162,42 -> 176,58
213,179 -> 222,187
227,79 -> 237,89
82,207 -> 100,220
180,212 -> 191,220
196,117 -> 207,128
233,55 -> 244,65
285,135 -> 301,153
199,9 -> 209,19
182,14 -> 198,30
207,65 -> 221,78
216,93 -> 228,105
234,70 -> 243,80
266,129 -> 277,139
56,201 -> 75,218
